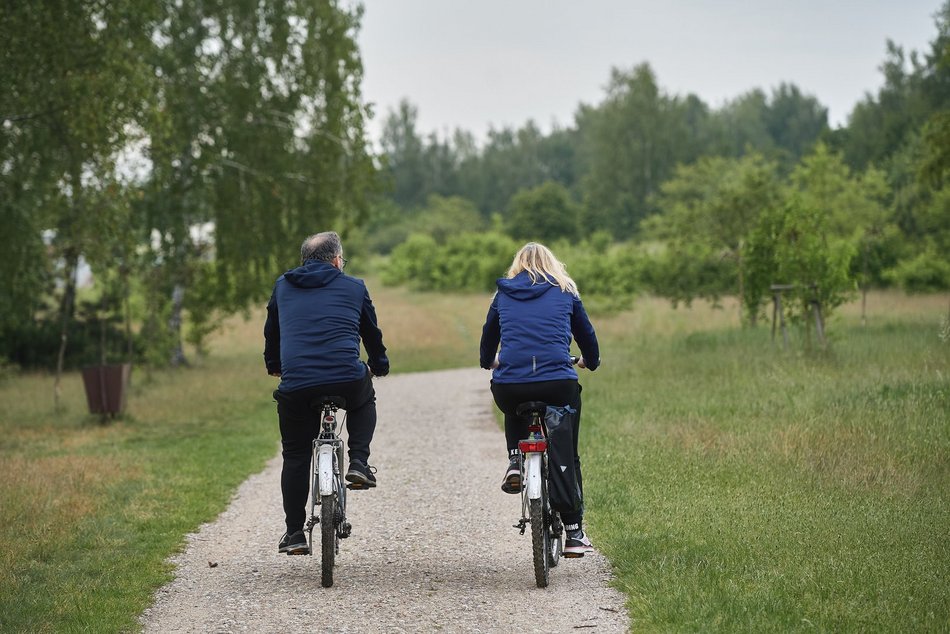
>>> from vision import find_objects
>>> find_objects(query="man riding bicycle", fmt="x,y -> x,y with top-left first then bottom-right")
264,231 -> 389,555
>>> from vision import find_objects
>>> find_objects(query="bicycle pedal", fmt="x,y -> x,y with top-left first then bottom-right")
562,552 -> 585,559
346,483 -> 368,490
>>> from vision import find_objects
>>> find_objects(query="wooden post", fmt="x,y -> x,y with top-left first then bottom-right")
812,300 -> 826,348
770,285 -> 794,350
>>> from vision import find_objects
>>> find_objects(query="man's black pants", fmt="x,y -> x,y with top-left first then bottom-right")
274,371 -> 376,533
490,379 -> 584,526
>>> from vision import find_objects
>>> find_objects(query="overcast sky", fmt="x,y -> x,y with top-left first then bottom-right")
356,0 -> 942,144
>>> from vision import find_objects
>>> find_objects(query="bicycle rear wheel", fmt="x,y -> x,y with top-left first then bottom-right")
321,493 -> 337,587
529,497 -> 550,588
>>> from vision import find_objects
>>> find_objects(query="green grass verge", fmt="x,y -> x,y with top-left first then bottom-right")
0,358 -> 279,632
581,321 -> 949,632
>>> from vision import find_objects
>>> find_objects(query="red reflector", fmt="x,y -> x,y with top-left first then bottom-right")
519,440 -> 547,453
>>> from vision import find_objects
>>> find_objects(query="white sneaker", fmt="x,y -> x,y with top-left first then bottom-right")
564,530 -> 594,557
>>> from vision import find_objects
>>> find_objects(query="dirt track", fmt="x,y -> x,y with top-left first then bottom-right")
139,367 -> 629,633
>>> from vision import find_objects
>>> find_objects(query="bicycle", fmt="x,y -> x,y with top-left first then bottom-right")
305,395 -> 354,588
510,355 -> 588,588
513,399 -> 565,588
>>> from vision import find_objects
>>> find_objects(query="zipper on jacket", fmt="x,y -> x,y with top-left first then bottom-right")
532,355 -> 536,373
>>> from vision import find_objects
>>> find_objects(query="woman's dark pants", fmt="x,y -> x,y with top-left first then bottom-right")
490,379 -> 584,526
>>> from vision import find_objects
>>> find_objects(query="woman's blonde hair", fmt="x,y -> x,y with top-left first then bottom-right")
506,242 -> 579,297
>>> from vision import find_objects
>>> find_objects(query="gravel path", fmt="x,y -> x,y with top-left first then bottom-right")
140,368 -> 629,633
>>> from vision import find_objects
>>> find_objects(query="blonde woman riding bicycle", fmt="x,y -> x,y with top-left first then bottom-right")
479,242 -> 600,557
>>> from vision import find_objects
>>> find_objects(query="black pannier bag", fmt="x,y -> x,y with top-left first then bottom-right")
544,404 -> 582,515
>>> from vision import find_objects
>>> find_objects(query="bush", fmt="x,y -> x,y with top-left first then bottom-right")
884,245 -> 950,293
0,313 -> 136,370
383,231 -> 518,292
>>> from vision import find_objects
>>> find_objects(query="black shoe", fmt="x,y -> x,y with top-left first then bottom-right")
564,529 -> 594,558
345,460 -> 377,489
278,530 -> 309,555
501,455 -> 522,494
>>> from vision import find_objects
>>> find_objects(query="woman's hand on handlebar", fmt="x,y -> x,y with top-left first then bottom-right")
570,355 -> 587,369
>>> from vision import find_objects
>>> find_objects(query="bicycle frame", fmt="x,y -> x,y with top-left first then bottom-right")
316,408 -> 343,496
520,418 -> 547,502
306,398 -> 350,587
514,405 -> 562,588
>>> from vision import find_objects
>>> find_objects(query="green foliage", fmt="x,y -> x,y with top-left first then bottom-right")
382,231 -> 518,292
362,194 -> 486,255
1,0 -> 159,376
579,63 -> 700,237
139,0 -> 376,363
379,100 -> 430,208
918,111 -> 950,188
746,196 -> 856,327
506,181 -> 579,242
884,244 -> 950,292
707,84 -> 828,166
639,242 -> 736,308
648,153 -> 782,316
557,234 -> 641,310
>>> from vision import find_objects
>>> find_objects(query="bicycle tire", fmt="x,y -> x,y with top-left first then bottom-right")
321,493 -> 336,587
529,497 -> 550,588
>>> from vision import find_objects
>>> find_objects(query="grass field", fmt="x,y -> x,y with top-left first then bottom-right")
0,285 -> 947,632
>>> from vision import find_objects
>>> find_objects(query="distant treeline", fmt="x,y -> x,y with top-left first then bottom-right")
1,1 -> 948,373
367,5 -> 949,328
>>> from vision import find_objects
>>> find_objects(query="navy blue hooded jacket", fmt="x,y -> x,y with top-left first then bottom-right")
263,260 -> 389,392
479,271 -> 600,384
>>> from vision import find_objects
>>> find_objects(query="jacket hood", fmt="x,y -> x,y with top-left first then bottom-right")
283,260 -> 341,288
496,271 -> 558,300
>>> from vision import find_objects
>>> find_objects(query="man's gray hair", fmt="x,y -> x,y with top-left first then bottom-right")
301,231 -> 342,263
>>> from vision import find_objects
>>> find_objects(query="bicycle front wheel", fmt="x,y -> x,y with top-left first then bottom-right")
529,497 -> 550,588
321,494 -> 337,587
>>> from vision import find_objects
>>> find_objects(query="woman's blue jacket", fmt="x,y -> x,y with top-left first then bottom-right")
479,271 -> 600,384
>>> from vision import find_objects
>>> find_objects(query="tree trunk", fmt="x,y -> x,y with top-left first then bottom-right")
54,250 -> 78,410
861,239 -> 869,327
737,244 -> 751,326
168,283 -> 188,367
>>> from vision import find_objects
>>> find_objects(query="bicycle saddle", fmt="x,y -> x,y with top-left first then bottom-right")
516,401 -> 547,417
312,395 -> 347,410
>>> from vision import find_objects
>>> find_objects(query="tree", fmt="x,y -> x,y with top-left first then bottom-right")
649,154 -> 783,322
139,0 -> 376,364
1,1 -> 157,402
506,181 -> 579,243
795,144 -> 891,321
379,100 -> 427,208
762,83 -> 829,163
746,197 -> 855,345
578,63 -> 697,238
